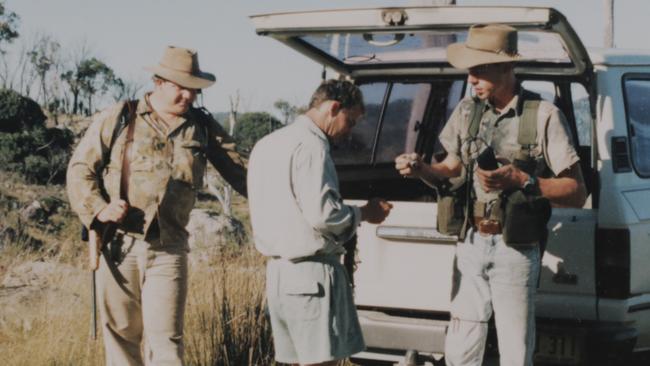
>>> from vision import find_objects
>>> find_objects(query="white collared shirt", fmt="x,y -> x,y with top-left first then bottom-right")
247,115 -> 361,260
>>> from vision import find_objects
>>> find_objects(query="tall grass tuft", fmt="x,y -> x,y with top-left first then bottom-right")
184,245 -> 274,366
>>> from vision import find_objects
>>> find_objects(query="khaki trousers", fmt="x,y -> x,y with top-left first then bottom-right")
97,235 -> 188,366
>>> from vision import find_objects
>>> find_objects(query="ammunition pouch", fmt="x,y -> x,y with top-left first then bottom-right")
501,190 -> 551,246
436,183 -> 467,236
437,195 -> 464,235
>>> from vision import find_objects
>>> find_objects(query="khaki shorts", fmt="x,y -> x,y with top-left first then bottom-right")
266,256 -> 365,364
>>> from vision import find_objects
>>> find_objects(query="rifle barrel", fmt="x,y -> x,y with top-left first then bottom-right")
91,271 -> 97,340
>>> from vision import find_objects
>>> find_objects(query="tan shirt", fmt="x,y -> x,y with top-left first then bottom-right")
67,96 -> 247,246
439,89 -> 579,203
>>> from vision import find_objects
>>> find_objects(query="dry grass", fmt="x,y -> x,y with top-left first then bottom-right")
0,171 -> 275,365
0,172 -> 358,366
0,243 -> 274,365
184,245 -> 274,366
0,267 -> 106,366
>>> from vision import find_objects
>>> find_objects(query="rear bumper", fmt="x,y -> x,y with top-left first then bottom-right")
354,310 -> 638,365
357,309 -> 447,354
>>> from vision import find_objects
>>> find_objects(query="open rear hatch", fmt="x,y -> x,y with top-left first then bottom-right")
251,6 -> 592,81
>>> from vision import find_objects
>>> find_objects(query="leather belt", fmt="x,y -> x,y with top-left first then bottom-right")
473,216 -> 502,235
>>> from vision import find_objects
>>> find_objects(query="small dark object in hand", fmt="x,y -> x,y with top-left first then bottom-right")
477,147 -> 498,170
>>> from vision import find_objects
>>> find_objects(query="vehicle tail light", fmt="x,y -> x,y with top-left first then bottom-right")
595,227 -> 630,299
611,136 -> 632,173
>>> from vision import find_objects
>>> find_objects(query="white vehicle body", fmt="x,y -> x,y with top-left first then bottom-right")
252,6 -> 650,365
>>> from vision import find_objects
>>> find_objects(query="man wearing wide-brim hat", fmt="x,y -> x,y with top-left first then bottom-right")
395,24 -> 586,366
67,46 -> 247,365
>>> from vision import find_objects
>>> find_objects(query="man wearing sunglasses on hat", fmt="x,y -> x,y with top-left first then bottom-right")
395,24 -> 586,366
67,46 -> 247,365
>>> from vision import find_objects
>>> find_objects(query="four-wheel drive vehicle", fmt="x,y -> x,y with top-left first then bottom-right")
252,6 -> 650,365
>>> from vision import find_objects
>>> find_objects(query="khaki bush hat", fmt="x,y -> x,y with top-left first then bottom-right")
145,46 -> 216,89
447,24 -> 521,70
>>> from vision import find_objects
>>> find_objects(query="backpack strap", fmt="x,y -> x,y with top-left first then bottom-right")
82,100 -> 138,242
468,97 -> 486,139
101,100 -> 138,170
119,104 -> 137,202
458,97 -> 485,241
518,91 -> 542,148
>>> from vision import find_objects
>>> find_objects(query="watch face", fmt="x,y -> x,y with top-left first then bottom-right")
523,176 -> 537,194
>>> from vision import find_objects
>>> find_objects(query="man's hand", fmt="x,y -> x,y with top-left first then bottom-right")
360,198 -> 393,224
476,164 -> 527,192
395,153 -> 423,178
96,199 -> 129,223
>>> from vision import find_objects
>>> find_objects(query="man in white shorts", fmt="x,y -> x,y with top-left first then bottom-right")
248,79 -> 393,365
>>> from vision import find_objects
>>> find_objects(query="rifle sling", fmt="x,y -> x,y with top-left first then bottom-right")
99,102 -> 136,245
119,104 -> 136,202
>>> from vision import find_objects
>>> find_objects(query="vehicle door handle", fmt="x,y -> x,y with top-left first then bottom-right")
375,225 -> 457,244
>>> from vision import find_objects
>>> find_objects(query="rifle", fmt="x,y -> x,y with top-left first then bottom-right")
88,229 -> 101,340
82,100 -> 137,341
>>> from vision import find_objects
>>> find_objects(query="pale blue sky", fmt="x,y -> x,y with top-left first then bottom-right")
5,0 -> 649,113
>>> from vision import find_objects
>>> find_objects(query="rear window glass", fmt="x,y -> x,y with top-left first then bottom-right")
331,82 -> 386,165
300,30 -> 570,66
571,83 -> 591,147
331,80 -> 462,165
623,76 -> 650,177
375,83 -> 431,163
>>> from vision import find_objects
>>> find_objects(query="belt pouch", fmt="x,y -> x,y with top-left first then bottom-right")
437,195 -> 464,236
502,190 -> 551,245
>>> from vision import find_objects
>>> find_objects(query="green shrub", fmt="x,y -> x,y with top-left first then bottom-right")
0,88 -> 46,132
0,89 -> 74,184
0,127 -> 73,185
233,112 -> 282,156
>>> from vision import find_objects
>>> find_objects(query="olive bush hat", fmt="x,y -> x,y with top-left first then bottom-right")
447,24 -> 521,69
145,46 -> 216,89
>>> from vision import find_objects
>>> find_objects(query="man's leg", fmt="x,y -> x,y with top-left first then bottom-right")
141,242 -> 188,366
97,236 -> 145,366
445,231 -> 493,366
273,257 -> 364,365
490,241 -> 540,366
266,259 -> 301,364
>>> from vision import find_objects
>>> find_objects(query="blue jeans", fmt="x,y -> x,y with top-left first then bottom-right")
445,228 -> 540,366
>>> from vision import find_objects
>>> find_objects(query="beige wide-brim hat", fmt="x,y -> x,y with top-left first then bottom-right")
447,24 -> 521,70
145,46 -> 216,89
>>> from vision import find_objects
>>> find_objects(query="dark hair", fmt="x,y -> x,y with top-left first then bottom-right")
308,79 -> 364,112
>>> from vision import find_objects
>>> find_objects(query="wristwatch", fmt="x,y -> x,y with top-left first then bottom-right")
522,174 -> 538,194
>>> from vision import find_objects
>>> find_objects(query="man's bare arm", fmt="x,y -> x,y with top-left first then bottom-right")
395,153 -> 463,185
537,163 -> 587,207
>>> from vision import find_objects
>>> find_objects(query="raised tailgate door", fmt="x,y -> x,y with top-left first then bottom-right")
251,6 -> 592,81
347,200 -> 456,311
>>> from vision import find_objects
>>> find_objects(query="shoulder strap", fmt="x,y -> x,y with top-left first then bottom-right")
101,100 -> 138,169
468,97 -> 486,139
119,103 -> 137,202
517,91 -> 542,147
458,98 -> 485,241
86,100 -> 137,241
